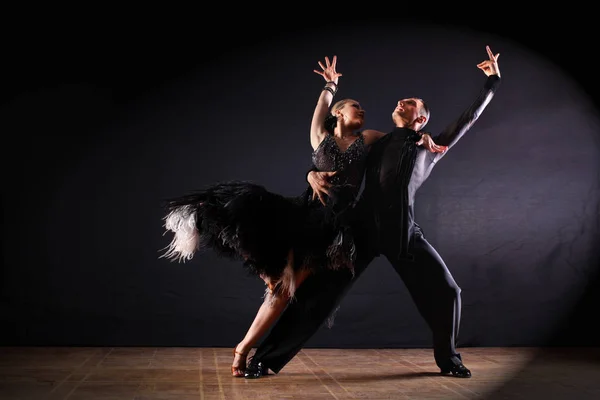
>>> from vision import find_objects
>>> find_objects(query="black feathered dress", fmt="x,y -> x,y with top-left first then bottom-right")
161,132 -> 368,299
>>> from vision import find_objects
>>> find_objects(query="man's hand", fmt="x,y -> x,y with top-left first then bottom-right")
417,132 -> 448,153
308,170 -> 337,206
477,45 -> 501,78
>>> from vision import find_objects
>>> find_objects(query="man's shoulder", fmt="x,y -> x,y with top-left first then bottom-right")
369,131 -> 393,151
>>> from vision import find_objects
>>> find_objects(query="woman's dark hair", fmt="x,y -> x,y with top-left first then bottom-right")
324,114 -> 337,134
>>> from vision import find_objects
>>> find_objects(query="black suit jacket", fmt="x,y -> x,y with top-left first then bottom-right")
358,74 -> 501,258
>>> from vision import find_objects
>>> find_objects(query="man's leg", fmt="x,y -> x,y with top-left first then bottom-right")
249,253 -> 374,374
385,234 -> 470,377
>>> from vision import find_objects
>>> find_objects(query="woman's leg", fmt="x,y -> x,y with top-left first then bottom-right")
231,250 -> 311,376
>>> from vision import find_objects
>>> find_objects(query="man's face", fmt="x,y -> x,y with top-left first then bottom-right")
392,98 -> 423,125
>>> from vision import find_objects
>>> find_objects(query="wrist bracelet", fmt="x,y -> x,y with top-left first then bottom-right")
323,86 -> 336,96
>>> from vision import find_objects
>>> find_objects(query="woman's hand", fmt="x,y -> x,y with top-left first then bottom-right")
313,55 -> 342,84
417,133 -> 448,153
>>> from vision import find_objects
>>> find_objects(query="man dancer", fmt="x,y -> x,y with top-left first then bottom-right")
245,45 -> 501,379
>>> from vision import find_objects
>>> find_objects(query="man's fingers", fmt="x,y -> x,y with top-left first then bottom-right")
316,171 -> 337,182
317,192 -> 326,206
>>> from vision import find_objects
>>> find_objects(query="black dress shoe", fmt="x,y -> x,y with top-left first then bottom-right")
440,362 -> 472,378
244,358 -> 268,379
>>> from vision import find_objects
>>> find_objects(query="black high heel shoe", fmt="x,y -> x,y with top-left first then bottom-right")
244,357 -> 268,379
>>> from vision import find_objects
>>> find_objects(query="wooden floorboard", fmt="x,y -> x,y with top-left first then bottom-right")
0,346 -> 598,399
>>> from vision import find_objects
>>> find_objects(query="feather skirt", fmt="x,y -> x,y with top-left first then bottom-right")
160,180 -> 357,297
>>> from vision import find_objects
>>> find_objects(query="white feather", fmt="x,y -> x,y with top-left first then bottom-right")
160,205 -> 200,263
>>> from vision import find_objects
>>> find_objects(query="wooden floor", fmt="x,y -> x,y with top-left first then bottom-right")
0,347 -> 598,399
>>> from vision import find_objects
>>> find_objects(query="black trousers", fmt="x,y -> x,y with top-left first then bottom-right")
252,232 -> 463,373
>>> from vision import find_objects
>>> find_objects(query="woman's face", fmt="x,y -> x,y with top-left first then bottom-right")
336,100 -> 365,130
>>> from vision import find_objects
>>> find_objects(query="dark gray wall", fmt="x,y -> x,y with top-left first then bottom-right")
3,15 -> 599,353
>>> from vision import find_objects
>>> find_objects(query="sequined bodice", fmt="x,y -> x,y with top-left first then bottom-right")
311,133 -> 368,199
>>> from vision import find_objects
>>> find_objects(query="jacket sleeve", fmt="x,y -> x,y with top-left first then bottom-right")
432,74 -> 501,162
